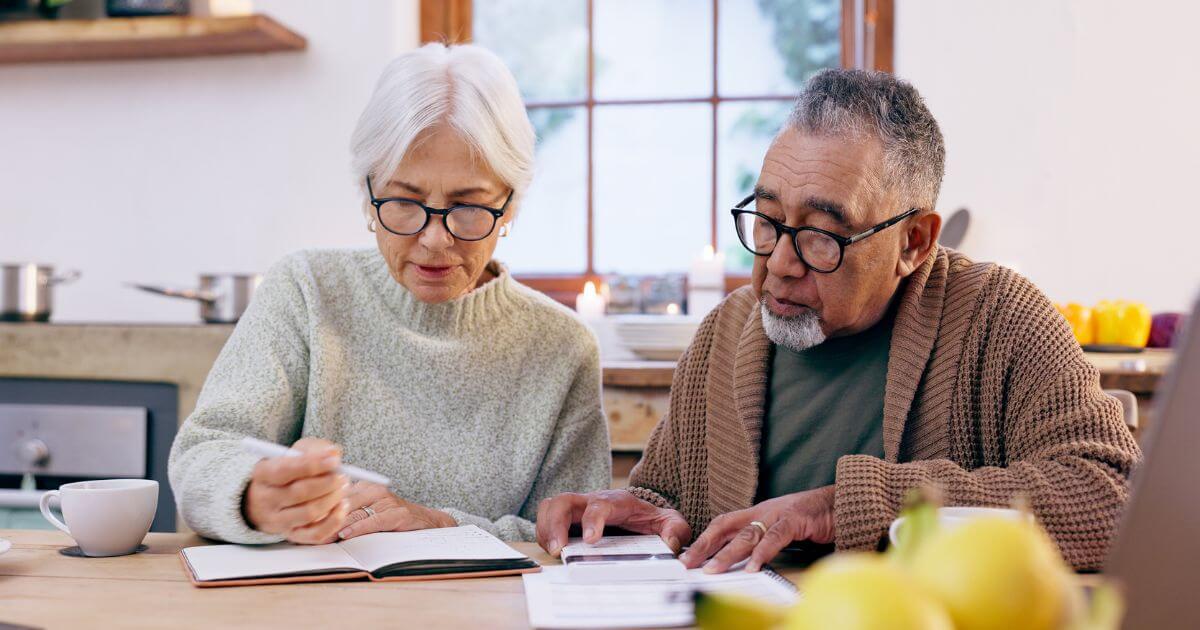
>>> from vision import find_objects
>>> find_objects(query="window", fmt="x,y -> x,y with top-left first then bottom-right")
420,0 -> 893,301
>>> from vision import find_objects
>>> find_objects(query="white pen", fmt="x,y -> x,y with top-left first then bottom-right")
240,437 -> 391,486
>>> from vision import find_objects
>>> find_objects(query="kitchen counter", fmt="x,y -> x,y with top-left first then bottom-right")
0,323 -> 235,425
602,350 -> 1174,392
0,324 -> 1173,454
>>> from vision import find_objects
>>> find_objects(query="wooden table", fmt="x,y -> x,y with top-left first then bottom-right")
0,529 -> 808,629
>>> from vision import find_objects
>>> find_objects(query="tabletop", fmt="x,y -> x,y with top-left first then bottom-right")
0,529 -> 808,630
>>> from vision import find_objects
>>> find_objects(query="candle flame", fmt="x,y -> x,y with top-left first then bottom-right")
583,281 -> 597,296
666,303 -> 680,315
702,244 -> 715,260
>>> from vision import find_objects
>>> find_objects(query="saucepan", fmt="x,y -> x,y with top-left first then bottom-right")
1,263 -> 81,322
130,273 -> 262,324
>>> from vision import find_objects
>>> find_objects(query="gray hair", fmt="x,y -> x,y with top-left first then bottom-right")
787,68 -> 945,211
761,298 -> 827,352
350,43 -> 536,223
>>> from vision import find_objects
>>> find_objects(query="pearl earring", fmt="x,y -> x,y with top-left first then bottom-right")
499,224 -> 511,237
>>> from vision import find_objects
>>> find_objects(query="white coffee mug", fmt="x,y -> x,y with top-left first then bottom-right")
889,506 -> 1031,549
39,479 -> 158,557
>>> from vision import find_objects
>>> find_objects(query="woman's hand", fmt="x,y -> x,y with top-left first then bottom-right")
243,437 -> 351,545
336,482 -> 457,540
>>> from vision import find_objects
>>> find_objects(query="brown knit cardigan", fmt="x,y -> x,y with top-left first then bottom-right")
628,246 -> 1141,570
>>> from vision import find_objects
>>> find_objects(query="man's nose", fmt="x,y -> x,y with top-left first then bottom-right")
765,236 -> 809,279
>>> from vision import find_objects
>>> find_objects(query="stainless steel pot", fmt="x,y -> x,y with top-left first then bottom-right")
1,264 -> 81,322
131,273 -> 262,323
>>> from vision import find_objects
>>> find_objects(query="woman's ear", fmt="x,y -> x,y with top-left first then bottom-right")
897,212 -> 942,276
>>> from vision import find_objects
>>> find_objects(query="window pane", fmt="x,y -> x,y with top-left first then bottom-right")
501,107 -> 587,273
594,104 -> 712,274
594,0 -> 713,100
716,101 -> 792,272
473,0 -> 588,102
717,0 -> 841,97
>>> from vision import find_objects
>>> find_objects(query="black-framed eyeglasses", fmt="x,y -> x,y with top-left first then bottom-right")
366,176 -> 513,242
731,195 -> 919,273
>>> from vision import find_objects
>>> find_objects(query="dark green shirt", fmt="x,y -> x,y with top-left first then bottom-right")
758,315 -> 892,499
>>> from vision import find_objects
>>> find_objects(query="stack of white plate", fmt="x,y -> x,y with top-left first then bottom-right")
612,315 -> 702,361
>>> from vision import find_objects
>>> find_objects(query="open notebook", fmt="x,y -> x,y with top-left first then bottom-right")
179,525 -> 540,587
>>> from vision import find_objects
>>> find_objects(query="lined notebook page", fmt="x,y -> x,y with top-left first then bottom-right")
338,525 -> 528,572
183,542 -> 360,582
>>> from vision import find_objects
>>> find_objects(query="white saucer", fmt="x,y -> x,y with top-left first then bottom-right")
0,537 -> 10,555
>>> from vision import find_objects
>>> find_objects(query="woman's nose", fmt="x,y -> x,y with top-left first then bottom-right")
418,217 -> 455,250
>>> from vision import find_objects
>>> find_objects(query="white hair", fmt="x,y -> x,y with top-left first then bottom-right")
350,43 -> 536,222
761,299 -> 827,352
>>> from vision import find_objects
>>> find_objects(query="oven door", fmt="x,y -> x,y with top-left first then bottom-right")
0,379 -> 178,532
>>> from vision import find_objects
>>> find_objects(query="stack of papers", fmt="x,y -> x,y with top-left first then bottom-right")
524,536 -> 798,628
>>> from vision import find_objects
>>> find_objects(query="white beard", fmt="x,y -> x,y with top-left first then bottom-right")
760,299 -> 827,352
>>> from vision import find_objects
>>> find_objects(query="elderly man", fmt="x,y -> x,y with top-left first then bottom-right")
536,68 -> 1140,572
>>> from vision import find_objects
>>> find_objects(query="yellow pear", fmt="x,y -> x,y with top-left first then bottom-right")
784,554 -> 953,630
910,517 -> 1075,630
694,591 -> 786,630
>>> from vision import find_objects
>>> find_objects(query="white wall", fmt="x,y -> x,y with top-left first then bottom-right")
5,1 -> 1198,322
895,0 -> 1200,312
0,0 -> 418,322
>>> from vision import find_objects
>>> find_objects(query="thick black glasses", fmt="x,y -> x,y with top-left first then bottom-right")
731,194 -> 919,273
366,176 -> 512,242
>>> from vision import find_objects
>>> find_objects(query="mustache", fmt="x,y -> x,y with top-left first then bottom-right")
763,288 -> 814,309
760,296 -> 820,321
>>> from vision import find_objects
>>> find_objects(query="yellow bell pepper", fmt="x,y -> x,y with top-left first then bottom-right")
1055,303 -> 1094,345
1092,300 -> 1152,347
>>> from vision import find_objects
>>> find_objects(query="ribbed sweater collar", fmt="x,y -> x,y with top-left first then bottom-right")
367,251 -> 519,337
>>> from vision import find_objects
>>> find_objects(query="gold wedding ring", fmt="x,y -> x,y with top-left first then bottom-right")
749,520 -> 768,539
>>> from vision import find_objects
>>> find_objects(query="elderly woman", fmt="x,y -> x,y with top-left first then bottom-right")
168,43 -> 611,545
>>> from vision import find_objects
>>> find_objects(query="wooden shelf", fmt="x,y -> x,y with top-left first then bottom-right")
0,14 -> 305,63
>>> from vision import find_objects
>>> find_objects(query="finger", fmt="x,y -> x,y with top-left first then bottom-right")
580,499 -> 615,544
338,506 -> 416,540
657,514 -> 693,554
535,494 -> 586,557
703,525 -> 763,574
287,498 -> 351,545
680,514 -> 744,569
340,503 -> 374,529
277,473 -> 347,509
746,522 -> 792,573
275,483 -> 345,530
291,437 -> 341,456
254,451 -> 341,487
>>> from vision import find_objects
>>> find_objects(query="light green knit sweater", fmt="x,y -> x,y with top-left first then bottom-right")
168,249 -> 611,544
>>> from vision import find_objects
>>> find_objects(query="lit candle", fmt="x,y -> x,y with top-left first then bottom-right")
689,245 -> 725,289
575,281 -> 606,320
665,303 -> 680,316
688,245 -> 726,316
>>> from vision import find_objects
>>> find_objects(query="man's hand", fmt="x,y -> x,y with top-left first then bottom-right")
335,482 -> 457,541
535,489 -> 693,557
680,485 -> 835,573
